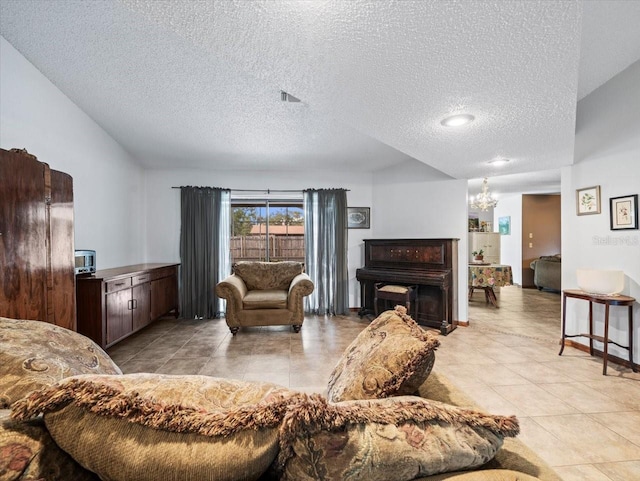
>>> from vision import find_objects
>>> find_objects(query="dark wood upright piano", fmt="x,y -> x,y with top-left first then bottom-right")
356,238 -> 459,335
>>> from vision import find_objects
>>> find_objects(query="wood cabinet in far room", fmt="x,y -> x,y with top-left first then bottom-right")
468,232 -> 501,264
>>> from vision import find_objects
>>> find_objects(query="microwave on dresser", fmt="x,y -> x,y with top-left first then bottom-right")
74,250 -> 96,275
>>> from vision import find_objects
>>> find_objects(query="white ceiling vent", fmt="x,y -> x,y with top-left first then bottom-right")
280,91 -> 300,103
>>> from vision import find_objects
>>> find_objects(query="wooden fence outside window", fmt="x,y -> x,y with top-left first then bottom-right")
230,235 -> 304,262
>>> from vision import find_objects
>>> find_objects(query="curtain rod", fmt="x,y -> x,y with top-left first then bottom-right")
171,187 -> 349,192
171,187 -> 301,193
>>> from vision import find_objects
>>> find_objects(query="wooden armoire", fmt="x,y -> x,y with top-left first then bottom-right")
0,148 -> 76,330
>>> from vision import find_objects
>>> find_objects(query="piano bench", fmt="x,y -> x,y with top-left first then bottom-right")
374,283 -> 418,319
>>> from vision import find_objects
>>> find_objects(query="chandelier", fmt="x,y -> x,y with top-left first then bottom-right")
470,178 -> 498,211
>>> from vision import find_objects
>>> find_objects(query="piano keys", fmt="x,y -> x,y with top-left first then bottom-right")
356,238 -> 459,335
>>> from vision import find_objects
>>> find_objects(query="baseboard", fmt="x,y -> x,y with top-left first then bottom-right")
562,339 -> 637,371
457,321 -> 469,327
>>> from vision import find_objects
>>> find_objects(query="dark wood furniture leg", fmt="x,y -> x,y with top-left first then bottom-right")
358,281 -> 368,317
630,306 -> 637,372
603,303 -> 610,375
483,287 -> 499,308
589,300 -> 594,355
559,291 -> 567,355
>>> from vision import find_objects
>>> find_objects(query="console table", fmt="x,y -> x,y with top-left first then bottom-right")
559,289 -> 636,375
468,264 -> 513,308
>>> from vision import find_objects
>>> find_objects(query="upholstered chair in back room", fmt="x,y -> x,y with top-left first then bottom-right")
216,261 -> 314,334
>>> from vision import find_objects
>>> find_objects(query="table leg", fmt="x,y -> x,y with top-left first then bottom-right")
468,286 -> 474,300
630,305 -> 637,373
589,301 -> 594,356
603,303 -> 610,375
559,292 -> 567,355
485,287 -> 499,308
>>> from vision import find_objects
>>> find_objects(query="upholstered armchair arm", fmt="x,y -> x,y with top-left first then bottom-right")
287,273 -> 314,312
215,275 -> 248,325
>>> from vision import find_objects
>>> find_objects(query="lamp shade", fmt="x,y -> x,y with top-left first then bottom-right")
576,269 -> 625,295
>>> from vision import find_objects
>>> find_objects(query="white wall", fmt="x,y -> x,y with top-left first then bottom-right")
143,168 -> 374,308
371,160 -> 468,322
562,60 -> 640,362
493,195 -> 523,285
0,36 -> 145,269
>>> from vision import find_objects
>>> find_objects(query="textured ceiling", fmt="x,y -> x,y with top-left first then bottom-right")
577,0 -> 640,100
1,0 -> 639,190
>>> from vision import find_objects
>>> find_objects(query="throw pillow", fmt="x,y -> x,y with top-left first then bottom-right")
277,394 -> 520,481
11,374 -> 301,481
326,306 -> 440,402
0,317 -> 122,409
0,409 -> 99,481
418,372 -> 561,481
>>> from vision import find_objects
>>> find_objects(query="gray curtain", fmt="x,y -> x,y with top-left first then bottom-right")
304,189 -> 349,315
179,186 -> 230,319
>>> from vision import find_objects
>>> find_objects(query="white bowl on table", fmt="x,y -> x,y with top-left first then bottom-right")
576,269 -> 625,295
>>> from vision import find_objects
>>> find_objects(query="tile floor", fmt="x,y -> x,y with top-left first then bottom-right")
108,287 -> 640,481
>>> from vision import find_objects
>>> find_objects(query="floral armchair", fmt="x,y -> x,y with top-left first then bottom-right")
215,261 -> 314,335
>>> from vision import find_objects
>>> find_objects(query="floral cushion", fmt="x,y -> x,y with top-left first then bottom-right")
0,317 -> 122,409
277,394 -> 520,481
11,374 -> 301,481
327,306 -> 440,402
0,409 -> 98,481
233,261 -> 303,290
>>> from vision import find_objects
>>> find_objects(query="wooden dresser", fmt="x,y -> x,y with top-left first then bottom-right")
76,263 -> 180,348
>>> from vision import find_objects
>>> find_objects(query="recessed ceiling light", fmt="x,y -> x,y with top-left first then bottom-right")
488,158 -> 510,166
440,114 -> 475,127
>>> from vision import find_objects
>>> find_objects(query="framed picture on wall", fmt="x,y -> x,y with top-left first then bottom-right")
576,185 -> 601,215
347,207 -> 370,229
610,194 -> 638,230
468,214 -> 480,232
498,216 -> 511,235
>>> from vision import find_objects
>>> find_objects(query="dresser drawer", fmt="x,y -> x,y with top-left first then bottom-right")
151,266 -> 177,281
106,277 -> 131,292
132,274 -> 151,286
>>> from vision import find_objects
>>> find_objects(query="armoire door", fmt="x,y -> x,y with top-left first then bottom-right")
49,167 -> 75,330
0,149 -> 48,322
0,148 -> 75,329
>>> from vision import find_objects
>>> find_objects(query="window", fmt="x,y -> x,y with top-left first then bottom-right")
231,197 -> 304,263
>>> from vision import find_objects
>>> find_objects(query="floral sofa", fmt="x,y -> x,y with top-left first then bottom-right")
0,314 -> 560,481
216,261 -> 314,334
